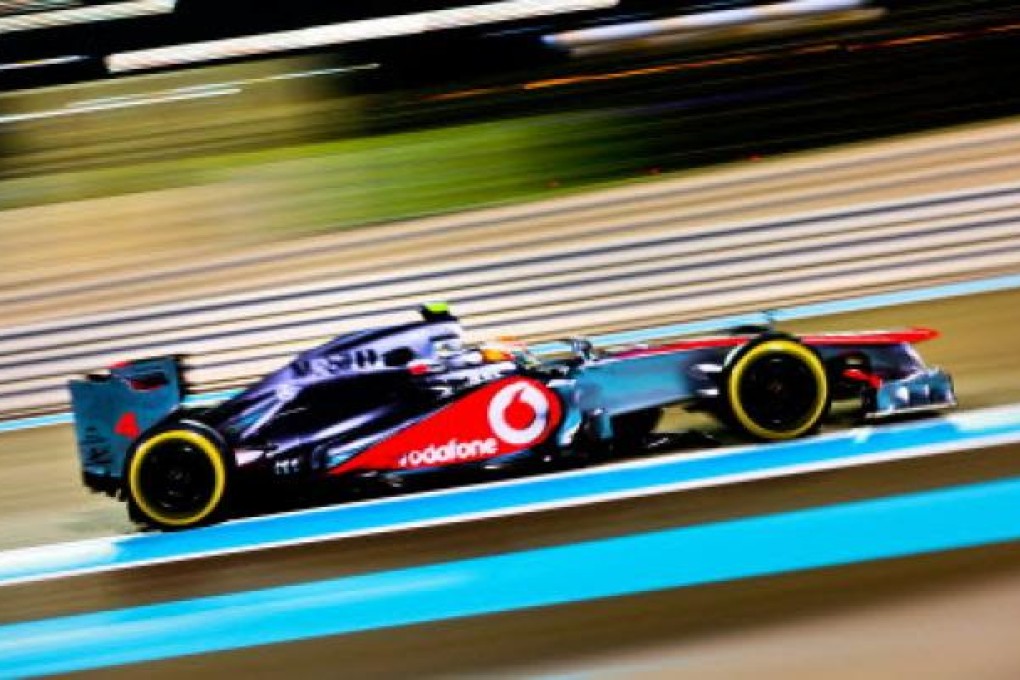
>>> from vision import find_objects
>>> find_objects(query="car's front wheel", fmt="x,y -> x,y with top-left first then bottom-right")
723,335 -> 829,441
125,422 -> 231,530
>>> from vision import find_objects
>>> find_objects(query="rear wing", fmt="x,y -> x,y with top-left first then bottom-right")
68,357 -> 185,494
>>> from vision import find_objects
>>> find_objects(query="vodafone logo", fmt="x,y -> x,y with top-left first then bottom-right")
399,438 -> 498,468
487,382 -> 550,446
331,377 -> 562,475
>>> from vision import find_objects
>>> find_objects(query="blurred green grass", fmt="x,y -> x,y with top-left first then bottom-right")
0,111 -> 644,237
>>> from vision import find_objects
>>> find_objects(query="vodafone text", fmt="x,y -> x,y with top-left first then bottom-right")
399,438 -> 499,468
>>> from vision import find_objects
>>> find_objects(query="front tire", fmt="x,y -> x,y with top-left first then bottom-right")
125,422 -> 231,530
723,335 -> 829,441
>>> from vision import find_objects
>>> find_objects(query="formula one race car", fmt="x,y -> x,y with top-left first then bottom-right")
69,303 -> 955,529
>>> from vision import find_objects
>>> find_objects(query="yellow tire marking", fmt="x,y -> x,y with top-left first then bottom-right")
128,429 -> 226,527
727,339 -> 829,440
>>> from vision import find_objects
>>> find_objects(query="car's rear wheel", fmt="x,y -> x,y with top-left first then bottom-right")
723,336 -> 829,441
126,423 -> 231,530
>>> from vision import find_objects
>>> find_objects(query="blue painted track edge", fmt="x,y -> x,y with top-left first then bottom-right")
2,474 -> 1020,677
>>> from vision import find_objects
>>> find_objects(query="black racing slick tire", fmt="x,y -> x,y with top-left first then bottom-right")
722,335 -> 830,441
124,420 -> 232,530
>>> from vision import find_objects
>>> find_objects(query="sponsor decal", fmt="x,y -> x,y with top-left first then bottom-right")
275,384 -> 299,402
113,412 -> 140,440
488,381 -> 550,445
329,377 -> 562,474
80,425 -> 112,466
273,457 -> 303,476
399,438 -> 499,468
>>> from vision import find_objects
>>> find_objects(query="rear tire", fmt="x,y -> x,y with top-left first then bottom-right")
125,421 -> 231,530
723,335 -> 829,441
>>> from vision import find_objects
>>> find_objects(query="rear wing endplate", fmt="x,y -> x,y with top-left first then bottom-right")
68,357 -> 185,494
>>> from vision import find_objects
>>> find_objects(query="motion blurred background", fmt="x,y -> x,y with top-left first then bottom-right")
2,0 -> 1020,676
2,0 -> 1019,305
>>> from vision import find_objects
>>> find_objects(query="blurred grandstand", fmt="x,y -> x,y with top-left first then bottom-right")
0,1 -> 1013,90
0,1 -> 1018,203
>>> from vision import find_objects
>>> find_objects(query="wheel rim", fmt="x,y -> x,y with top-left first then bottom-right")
738,353 -> 820,432
129,430 -> 226,526
727,339 -> 829,440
